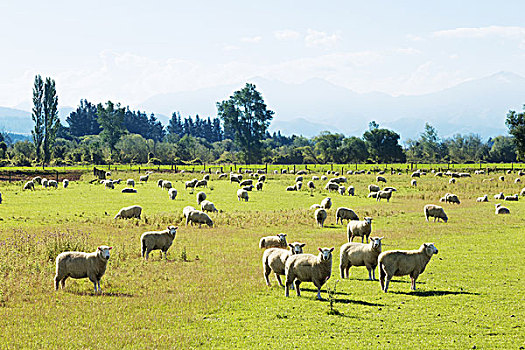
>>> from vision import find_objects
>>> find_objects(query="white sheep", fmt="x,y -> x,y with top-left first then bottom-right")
411,171 -> 420,178
320,197 -> 332,209
445,193 -> 460,204
494,192 -> 505,200
325,182 -> 339,192
162,180 -> 173,190
218,173 -> 228,180
286,186 -> 296,191
104,180 -> 114,189
314,208 -> 327,227
495,203 -> 510,214
295,181 -> 303,190
258,175 -> 266,182
54,245 -> 112,293
42,178 -> 48,188
183,206 -> 196,219
263,242 -> 305,287
347,186 -> 355,196
312,176 -> 319,181
368,192 -> 378,198
32,176 -> 42,184
284,247 -> 334,300
476,195 -> 488,202
411,179 -> 417,187
504,194 -> 519,201
114,205 -> 142,219
499,176 -> 505,181
449,178 -> 456,184
197,191 -> 207,205
141,226 -> 178,260
340,237 -> 383,280
335,207 -> 359,225
376,176 -> 387,183
203,174 -> 210,181
515,178 -> 521,183
521,188 -> 525,196
139,174 -> 149,182
424,204 -> 448,223
256,181 -> 263,191
48,180 -> 58,188
295,176 -> 303,183
237,189 -> 249,202
168,188 -> 177,200
185,179 -> 198,189
378,243 -> 439,292
62,179 -> 69,188
201,200 -> 218,213
368,184 -> 380,193
186,210 -> 214,227
157,179 -> 164,187
126,179 -> 135,187
23,180 -> 35,190
376,190 -> 393,202
195,179 -> 208,188
321,175 -> 328,181
310,204 -> 321,210
259,233 -> 287,249
338,186 -> 346,196
347,217 -> 373,243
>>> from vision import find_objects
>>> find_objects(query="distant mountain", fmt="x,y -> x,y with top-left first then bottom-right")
0,106 -> 76,134
269,117 -> 342,137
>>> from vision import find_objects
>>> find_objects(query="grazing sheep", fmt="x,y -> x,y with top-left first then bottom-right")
186,210 -> 214,227
382,187 -> 397,192
239,179 -> 253,187
243,185 -> 254,191
201,200 -> 218,213
411,171 -> 420,178
54,246 -> 112,293
515,178 -> 521,183
321,175 -> 328,181
195,179 -> 208,188
476,195 -> 488,202
314,208 -> 327,227
183,206 -> 196,219
458,172 -> 471,177
336,207 -> 359,225
307,181 -> 315,190
449,178 -> 456,184
368,184 -> 380,193
63,179 -> 69,188
340,237 -> 383,280
325,182 -> 339,192
203,174 -> 210,181
196,191 -> 207,205
139,174 -> 149,182
295,176 -> 303,183
347,217 -> 373,243
126,179 -> 135,187
378,243 -> 438,292
105,171 -> 111,178
320,197 -> 332,209
495,203 -> 510,214
284,247 -> 334,300
312,176 -> 319,181
141,226 -> 178,260
286,185 -> 296,191
230,174 -> 242,183
218,173 -> 228,180
168,188 -> 177,200
310,204 -> 321,210
157,179 -> 164,187
32,176 -> 42,185
42,178 -> 48,188
161,180 -> 172,190
121,188 -> 137,193
295,182 -> 303,191
296,170 -> 307,175
114,205 -> 142,219
263,243 -> 305,287
368,192 -> 378,199
424,204 -> 448,223
411,179 -> 417,186
23,180 -> 35,190
521,188 -> 525,196
185,179 -> 198,189
259,233 -> 288,249
258,175 -> 266,183
434,172 -> 443,177
376,190 -> 393,202
376,176 -> 387,183
499,176 -> 505,181
48,180 -> 58,188
237,189 -> 249,202
102,180 -> 114,189
347,186 -> 355,196
445,193 -> 460,204
338,186 -> 346,196
494,192 -> 505,200
504,194 -> 519,201
507,170 -> 512,174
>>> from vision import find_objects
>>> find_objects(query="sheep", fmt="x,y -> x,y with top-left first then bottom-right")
312,176 -> 319,181
195,179 -> 207,188
203,174 -> 210,181
284,247 -> 334,300
494,192 -> 505,200
347,217 -> 373,243
445,193 -> 460,204
521,187 -> 525,196
62,179 -> 69,188
126,179 -> 135,187
296,170 -> 307,175
197,191 -> 207,205
286,186 -> 296,191
424,204 -> 448,223
325,182 -> 339,192
458,172 -> 471,177
141,226 -> 178,260
321,175 -> 328,181
183,206 -> 196,219
162,180 -> 173,190
320,197 -> 332,209
504,194 -> 519,201
449,178 -> 456,184
114,205 -> 142,219
495,203 -> 510,214
368,184 -> 380,193
368,192 -> 378,198
499,176 -> 505,181
434,172 -> 443,177
54,245 -> 112,293
105,171 -> 111,178
476,195 -> 488,202
258,175 -> 266,183
376,176 -> 387,183
347,186 -> 355,196
186,210 -> 213,227
218,173 -> 228,180
335,207 -> 359,225
310,204 -> 321,210
237,189 -> 249,202
295,181 -> 303,191
411,179 -> 417,186
340,237 -> 383,280
451,172 -> 460,178
259,233 -> 288,249
139,174 -> 149,182
263,242 -> 305,287
411,171 -> 420,178
32,176 -> 42,184
376,190 -> 393,202
42,178 -> 48,188
520,171 -> 525,176
382,187 -> 397,192
23,180 -> 35,190
314,208 -> 327,227
168,188 -> 177,200
255,181 -> 263,191
48,180 -> 58,188
121,188 -> 137,193
201,200 -> 218,213
515,178 -> 521,183
338,186 -> 346,196
157,179 -> 164,187
230,174 -> 242,183
378,243 -> 438,292
104,180 -> 114,189
185,179 -> 198,189
507,170 -> 512,174
295,176 -> 303,183
243,185 -> 254,191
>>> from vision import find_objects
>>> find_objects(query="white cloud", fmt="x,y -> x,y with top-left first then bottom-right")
433,25 -> 525,39
304,29 -> 341,48
240,36 -> 262,43
273,30 -> 301,41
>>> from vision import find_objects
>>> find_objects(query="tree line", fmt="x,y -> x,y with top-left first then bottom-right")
0,76 -> 524,167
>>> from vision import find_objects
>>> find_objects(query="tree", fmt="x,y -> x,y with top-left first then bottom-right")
363,121 -> 405,163
31,75 -> 44,163
488,136 -> 516,162
97,101 -> 125,153
313,131 -> 344,163
506,106 -> 525,160
340,136 -> 369,163
217,83 -> 274,163
66,99 -> 100,137
42,77 -> 59,164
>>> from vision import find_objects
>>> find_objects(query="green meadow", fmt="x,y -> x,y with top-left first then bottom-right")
0,168 -> 523,349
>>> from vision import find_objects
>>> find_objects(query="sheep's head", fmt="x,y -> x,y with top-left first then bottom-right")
207,219 -> 214,227
423,243 -> 438,256
98,246 -> 113,260
318,247 -> 334,261
364,217 -> 373,225
167,226 -> 178,236
370,237 -> 383,250
289,242 -> 305,255
277,233 -> 287,244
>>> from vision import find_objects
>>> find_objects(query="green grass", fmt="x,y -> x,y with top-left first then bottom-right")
0,169 -> 524,348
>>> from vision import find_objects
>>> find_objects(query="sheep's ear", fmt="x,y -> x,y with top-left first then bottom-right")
300,243 -> 306,247
288,243 -> 294,248
97,246 -> 102,250
318,247 -> 322,252
329,247 -> 335,252
175,226 -> 178,230
379,237 -> 384,240
109,247 -> 113,250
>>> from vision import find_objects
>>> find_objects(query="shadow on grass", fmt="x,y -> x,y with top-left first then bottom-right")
299,287 -> 385,307
391,290 -> 479,297
68,290 -> 134,297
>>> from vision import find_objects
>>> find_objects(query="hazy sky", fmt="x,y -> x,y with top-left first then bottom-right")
1,0 -> 525,108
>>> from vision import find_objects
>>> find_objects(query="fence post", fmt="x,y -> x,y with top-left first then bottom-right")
293,164 -> 296,173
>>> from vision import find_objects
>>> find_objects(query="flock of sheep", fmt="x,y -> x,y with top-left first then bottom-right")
18,165 -> 523,298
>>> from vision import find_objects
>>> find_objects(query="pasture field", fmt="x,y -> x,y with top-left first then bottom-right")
0,169 -> 524,349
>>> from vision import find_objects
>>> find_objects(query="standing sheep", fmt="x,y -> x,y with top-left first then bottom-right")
284,247 -> 334,300
141,226 -> 178,260
186,210 -> 214,227
347,217 -> 373,243
168,188 -> 177,200
495,203 -> 510,214
23,180 -> 35,190
411,179 -> 417,187
376,190 -> 393,202
48,180 -> 58,188
368,184 -> 380,193
320,197 -> 332,209
126,179 -> 135,187
256,181 -> 264,191
424,204 -> 448,223
325,182 -> 339,192
121,188 -> 137,193
376,176 -> 387,183
157,179 -> 164,187
494,192 -> 505,200
263,242 -> 305,287
237,189 -> 249,202
338,186 -> 346,196
42,178 -> 48,188
114,205 -> 142,219
259,233 -> 287,249
197,191 -> 207,205
54,246 -> 112,293
162,180 -> 173,190
295,182 -> 303,191
476,195 -> 488,202
195,179 -> 208,188
63,179 -> 69,188
378,243 -> 439,292
335,207 -> 359,225
139,174 -> 149,182
445,193 -> 461,204
340,237 -> 383,280
200,200 -> 218,213
347,186 -> 355,196
314,208 -> 327,227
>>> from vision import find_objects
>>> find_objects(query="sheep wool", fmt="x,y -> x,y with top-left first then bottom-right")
259,233 -> 287,249
347,217 -> 373,243
424,204 -> 448,223
237,189 -> 249,202
200,200 -> 218,213
335,207 -> 359,225
263,242 -> 305,287
114,205 -> 142,219
340,237 -> 383,280
320,197 -> 332,210
314,208 -> 327,227
141,226 -> 178,260
186,210 -> 213,227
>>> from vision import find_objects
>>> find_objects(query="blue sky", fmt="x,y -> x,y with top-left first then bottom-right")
1,0 -> 524,108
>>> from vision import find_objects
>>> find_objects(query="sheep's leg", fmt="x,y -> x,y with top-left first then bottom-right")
61,277 -> 67,289
294,280 -> 301,297
97,280 -> 102,293
384,276 -> 391,293
316,286 -> 322,300
284,282 -> 291,297
366,266 -> 373,281
145,251 -> 149,260
339,263 -> 345,279
345,266 -> 350,279
275,274 -> 284,287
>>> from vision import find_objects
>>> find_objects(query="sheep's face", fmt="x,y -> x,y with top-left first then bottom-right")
98,246 -> 112,260
371,237 -> 383,250
289,243 -> 305,255
318,247 -> 334,261
364,217 -> 373,225
167,226 -> 178,236
277,234 -> 287,244
424,243 -> 438,256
